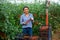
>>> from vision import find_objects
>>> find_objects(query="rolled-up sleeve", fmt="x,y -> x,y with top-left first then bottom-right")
20,15 -> 24,24
30,14 -> 34,22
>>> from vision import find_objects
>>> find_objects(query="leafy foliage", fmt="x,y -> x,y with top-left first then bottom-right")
0,1 -> 60,40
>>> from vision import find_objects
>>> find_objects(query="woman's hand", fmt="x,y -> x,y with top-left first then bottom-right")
23,18 -> 34,25
30,18 -> 34,21
30,18 -> 34,23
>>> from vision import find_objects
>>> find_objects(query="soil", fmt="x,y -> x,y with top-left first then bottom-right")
52,29 -> 60,40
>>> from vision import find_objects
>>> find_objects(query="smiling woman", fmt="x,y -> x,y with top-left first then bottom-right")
20,6 -> 34,37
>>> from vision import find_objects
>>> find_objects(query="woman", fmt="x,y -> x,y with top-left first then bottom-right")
20,6 -> 34,37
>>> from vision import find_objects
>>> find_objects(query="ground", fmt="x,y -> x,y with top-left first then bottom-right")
52,29 -> 60,40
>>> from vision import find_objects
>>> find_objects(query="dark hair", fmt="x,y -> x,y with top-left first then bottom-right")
23,6 -> 29,11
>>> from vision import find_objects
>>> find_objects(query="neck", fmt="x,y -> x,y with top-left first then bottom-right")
25,13 -> 29,15
24,13 -> 29,17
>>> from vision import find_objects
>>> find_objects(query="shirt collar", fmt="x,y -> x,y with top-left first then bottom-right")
24,13 -> 30,16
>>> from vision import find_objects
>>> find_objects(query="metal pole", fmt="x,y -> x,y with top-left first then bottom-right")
46,0 -> 51,40
46,0 -> 48,26
46,0 -> 50,27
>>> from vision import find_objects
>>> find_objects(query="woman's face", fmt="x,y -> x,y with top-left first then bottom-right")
23,8 -> 29,14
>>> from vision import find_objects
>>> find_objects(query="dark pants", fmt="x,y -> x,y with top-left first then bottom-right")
22,27 -> 32,37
